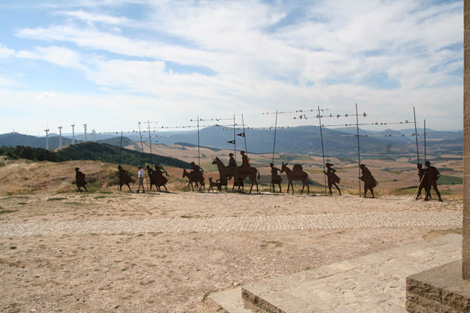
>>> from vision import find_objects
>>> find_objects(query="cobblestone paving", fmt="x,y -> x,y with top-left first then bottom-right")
0,211 -> 460,237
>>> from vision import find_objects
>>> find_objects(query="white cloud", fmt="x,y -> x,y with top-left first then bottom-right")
17,46 -> 84,69
37,92 -> 57,99
57,10 -> 131,25
1,0 -> 464,133
0,44 -> 15,58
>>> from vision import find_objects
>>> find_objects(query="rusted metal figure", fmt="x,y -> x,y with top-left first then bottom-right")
424,161 -> 443,202
414,163 -> 428,200
147,164 -> 169,192
281,162 -> 309,194
240,151 -> 250,169
235,151 -> 259,193
183,168 -> 205,191
208,178 -> 222,192
75,167 -> 88,192
359,164 -> 378,198
324,163 -> 341,196
212,157 -> 229,191
212,157 -> 259,193
118,165 -> 133,192
270,163 -> 282,193
228,153 -> 237,168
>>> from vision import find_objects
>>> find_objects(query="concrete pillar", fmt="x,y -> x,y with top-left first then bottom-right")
463,0 -> 470,280
406,3 -> 470,311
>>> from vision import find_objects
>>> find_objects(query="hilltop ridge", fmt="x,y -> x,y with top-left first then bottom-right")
0,126 -> 463,157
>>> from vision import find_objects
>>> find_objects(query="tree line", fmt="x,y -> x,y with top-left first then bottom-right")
0,142 -> 191,168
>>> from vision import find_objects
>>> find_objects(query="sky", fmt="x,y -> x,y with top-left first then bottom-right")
0,0 -> 464,136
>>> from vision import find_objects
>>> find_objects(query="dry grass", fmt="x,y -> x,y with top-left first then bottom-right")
0,148 -> 463,199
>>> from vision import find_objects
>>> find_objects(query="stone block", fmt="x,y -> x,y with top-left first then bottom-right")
406,261 -> 470,312
242,288 -> 284,313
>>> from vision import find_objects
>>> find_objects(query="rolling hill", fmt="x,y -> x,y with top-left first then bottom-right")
0,142 -> 192,169
0,126 -> 463,157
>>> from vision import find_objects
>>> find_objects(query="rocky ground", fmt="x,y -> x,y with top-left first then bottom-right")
0,191 -> 461,313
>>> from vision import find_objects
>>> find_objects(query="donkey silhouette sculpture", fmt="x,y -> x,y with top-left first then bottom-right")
281,162 -> 309,194
183,169 -> 205,191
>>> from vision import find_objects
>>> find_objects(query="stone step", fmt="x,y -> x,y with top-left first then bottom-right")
237,234 -> 462,313
206,287 -> 255,313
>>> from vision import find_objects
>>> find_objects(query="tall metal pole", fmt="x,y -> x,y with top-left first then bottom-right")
119,131 -> 123,165
424,120 -> 427,162
355,103 -> 362,196
241,114 -> 248,154
233,114 -> 237,161
138,122 -> 145,166
147,120 -> 153,164
83,124 -> 87,142
197,116 -> 201,166
272,110 -> 278,164
318,106 -> 327,195
413,107 -> 420,164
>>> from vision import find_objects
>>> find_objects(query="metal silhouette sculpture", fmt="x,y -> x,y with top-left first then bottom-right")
147,165 -> 169,192
240,151 -> 250,168
183,168 -> 205,191
75,167 -> 88,192
228,153 -> 237,168
270,163 -> 282,193
212,157 -> 230,191
414,163 -> 428,200
208,178 -> 222,192
118,165 -> 133,192
212,157 -> 245,192
359,164 -> 378,198
212,156 -> 259,193
424,161 -> 443,202
281,162 -> 309,194
234,151 -> 259,193
324,163 -> 341,196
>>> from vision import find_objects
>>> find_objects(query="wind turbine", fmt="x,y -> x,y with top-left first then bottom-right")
44,128 -> 50,150
71,124 -> 75,144
58,126 -> 63,148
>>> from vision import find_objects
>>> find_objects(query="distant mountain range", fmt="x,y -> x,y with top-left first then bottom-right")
0,126 -> 463,157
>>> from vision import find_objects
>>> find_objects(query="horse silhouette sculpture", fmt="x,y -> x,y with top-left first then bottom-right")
211,157 -> 232,191
212,157 -> 259,193
182,169 -> 205,191
118,165 -> 133,192
281,162 -> 310,194
147,165 -> 169,192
